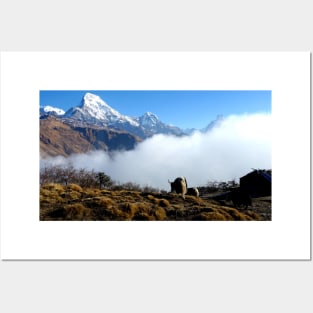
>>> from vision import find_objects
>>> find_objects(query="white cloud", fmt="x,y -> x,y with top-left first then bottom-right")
41,113 -> 272,190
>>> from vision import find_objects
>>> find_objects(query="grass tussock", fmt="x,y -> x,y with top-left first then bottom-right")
154,207 -> 167,220
40,184 -> 269,221
193,212 -> 227,221
42,183 -> 65,192
67,184 -> 83,193
64,204 -> 91,220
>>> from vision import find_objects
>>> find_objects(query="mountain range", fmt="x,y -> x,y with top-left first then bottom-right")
40,92 -> 223,157
41,93 -> 185,138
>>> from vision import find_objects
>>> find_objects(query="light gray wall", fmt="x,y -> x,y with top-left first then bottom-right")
0,1 -> 312,313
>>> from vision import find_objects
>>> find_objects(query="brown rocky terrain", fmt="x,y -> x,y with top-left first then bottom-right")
40,116 -> 141,157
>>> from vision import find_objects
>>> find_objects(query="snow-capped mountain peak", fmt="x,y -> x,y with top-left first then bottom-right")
61,92 -> 186,138
64,92 -> 139,127
79,92 -> 122,121
40,105 -> 65,116
202,114 -> 224,132
138,112 -> 160,127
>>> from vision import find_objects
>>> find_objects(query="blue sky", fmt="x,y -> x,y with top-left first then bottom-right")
40,90 -> 271,129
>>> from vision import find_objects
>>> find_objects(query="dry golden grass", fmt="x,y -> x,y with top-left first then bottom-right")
67,184 -> 83,193
40,184 -> 269,221
157,199 -> 171,208
154,207 -> 167,220
64,204 -> 91,220
43,183 -> 65,191
147,195 -> 171,208
193,212 -> 227,221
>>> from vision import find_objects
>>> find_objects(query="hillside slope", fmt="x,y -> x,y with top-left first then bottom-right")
40,184 -> 271,221
40,116 -> 141,157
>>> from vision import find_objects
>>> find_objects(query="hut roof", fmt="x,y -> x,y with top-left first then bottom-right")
241,169 -> 271,180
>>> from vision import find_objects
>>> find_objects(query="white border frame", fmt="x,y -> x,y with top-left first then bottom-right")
0,52 -> 311,260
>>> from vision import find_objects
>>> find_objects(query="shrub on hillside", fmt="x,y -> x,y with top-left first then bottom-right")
40,165 -> 113,189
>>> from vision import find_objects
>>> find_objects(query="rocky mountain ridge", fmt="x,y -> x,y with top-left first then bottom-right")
40,116 -> 141,157
40,92 -> 223,157
43,92 -> 185,138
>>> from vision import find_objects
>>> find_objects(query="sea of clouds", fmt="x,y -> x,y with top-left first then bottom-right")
40,113 -> 272,190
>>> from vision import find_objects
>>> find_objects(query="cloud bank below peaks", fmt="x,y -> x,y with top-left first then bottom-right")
41,113 -> 272,190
